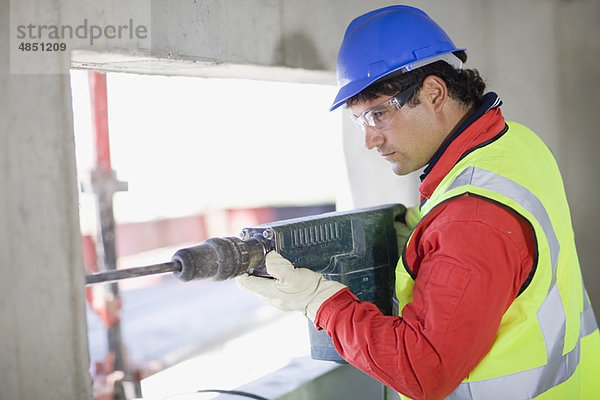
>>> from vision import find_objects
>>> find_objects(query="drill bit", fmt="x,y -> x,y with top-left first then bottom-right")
85,261 -> 181,285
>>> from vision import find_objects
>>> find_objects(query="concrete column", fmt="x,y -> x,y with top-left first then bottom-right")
0,0 -> 92,398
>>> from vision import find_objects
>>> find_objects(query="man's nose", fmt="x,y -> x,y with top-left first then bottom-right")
364,126 -> 385,150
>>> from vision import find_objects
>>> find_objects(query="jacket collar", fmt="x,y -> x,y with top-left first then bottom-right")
418,93 -> 506,202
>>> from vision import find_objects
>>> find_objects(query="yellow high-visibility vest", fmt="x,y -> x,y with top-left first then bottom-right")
396,121 -> 600,399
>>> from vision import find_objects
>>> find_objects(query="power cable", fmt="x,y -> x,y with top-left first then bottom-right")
195,389 -> 269,399
163,388 -> 269,400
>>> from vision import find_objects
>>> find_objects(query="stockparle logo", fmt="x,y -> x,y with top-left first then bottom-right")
10,1 -> 151,74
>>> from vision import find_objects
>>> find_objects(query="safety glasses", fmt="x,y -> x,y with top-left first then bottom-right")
351,82 -> 421,130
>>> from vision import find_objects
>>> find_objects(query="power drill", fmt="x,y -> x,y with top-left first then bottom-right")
86,203 -> 406,362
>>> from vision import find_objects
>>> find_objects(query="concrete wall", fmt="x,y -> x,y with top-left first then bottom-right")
555,0 -> 600,319
1,0 -> 598,398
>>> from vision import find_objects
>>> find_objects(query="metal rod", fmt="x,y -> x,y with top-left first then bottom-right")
88,70 -> 126,372
85,261 -> 181,285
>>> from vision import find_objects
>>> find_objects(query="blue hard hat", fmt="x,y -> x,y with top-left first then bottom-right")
330,5 -> 465,111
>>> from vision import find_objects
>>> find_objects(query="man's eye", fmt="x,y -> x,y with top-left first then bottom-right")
372,110 -> 388,122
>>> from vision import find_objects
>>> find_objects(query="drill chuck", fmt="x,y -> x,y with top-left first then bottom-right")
172,236 -> 269,282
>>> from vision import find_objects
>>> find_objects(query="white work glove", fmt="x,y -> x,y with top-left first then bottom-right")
236,251 -> 347,322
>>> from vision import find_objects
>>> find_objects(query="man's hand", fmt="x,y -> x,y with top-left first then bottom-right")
395,206 -> 420,248
236,251 -> 347,322
404,206 -> 420,228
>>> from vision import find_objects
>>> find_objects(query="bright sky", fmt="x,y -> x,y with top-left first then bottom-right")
70,70 -> 345,231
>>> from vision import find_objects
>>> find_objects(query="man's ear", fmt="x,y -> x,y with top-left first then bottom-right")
421,75 -> 448,113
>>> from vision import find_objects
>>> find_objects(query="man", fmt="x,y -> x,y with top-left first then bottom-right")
238,5 -> 600,399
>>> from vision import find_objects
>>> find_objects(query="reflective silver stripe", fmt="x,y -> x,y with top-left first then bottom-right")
446,166 -> 565,361
447,289 -> 597,400
538,285 -> 566,361
447,166 -> 560,280
447,338 -> 581,400
442,166 -> 599,399
582,299 -> 599,336
582,280 -> 599,336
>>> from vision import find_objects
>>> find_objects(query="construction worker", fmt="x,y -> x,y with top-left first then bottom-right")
238,5 -> 600,399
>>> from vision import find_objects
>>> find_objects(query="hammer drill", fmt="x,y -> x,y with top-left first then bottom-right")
86,203 -> 405,362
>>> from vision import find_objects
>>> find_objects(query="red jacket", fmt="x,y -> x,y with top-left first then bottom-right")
315,94 -> 536,400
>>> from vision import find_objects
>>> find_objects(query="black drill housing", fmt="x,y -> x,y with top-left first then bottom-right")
240,203 -> 404,362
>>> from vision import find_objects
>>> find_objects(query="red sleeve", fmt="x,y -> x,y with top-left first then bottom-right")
314,196 -> 535,400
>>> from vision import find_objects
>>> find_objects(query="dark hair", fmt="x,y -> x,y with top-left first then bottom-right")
347,51 -> 486,109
